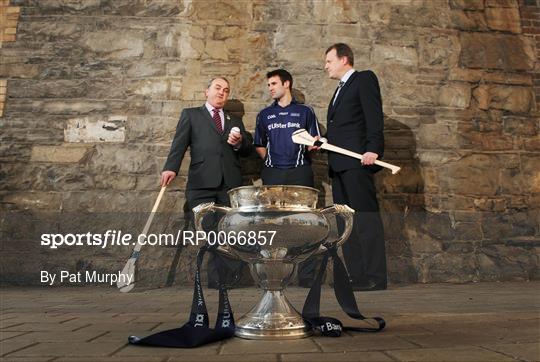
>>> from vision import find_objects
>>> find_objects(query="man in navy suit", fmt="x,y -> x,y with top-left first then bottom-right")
161,77 -> 252,288
324,43 -> 387,291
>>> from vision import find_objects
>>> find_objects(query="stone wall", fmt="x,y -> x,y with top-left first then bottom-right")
1,0 -> 538,286
0,0 -> 20,116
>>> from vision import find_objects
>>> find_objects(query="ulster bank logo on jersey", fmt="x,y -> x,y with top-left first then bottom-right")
267,122 -> 301,130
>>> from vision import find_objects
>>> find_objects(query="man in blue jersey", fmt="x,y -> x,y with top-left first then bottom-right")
255,69 -> 321,287
254,69 -> 321,187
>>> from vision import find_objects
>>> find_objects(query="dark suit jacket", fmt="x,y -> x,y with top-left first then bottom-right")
163,105 -> 253,190
326,70 -> 384,173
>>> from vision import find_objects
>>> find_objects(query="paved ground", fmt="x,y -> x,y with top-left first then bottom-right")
1,282 -> 539,361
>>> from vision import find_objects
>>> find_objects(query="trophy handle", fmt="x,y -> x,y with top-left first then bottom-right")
319,204 -> 355,251
192,202 -> 235,258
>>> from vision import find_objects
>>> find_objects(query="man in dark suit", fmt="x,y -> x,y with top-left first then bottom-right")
161,77 -> 252,288
324,43 -> 387,291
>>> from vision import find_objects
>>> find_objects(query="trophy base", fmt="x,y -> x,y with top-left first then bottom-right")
234,290 -> 312,340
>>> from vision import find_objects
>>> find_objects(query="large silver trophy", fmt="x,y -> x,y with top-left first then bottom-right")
193,185 -> 354,340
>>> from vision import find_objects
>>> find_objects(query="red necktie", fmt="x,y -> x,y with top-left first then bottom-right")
212,108 -> 223,134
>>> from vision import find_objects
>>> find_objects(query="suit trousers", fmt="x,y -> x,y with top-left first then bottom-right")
186,181 -> 245,287
332,168 -> 387,285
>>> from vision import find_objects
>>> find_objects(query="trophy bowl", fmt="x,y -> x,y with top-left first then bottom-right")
193,185 -> 354,340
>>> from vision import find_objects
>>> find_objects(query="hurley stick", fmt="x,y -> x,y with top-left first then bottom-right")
117,186 -> 167,293
292,129 -> 401,175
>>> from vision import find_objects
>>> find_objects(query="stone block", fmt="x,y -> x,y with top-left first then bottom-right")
417,123 -> 457,149
204,40 -> 228,61
418,33 -> 460,68
474,198 -> 507,212
500,168 -> 528,194
485,7 -> 521,33
64,116 -> 126,143
472,84 -> 534,113
449,0 -> 485,9
1,191 -> 63,211
451,10 -> 489,31
457,128 -> 514,151
479,245 -> 535,281
190,1 -> 250,25
521,155 -> 540,194
388,4 -> 452,28
126,60 -> 167,78
460,32 -> 535,70
503,116 -> 538,136
312,0 -> 362,24
93,173 -> 136,191
87,144 -> 158,175
523,136 -> 540,151
438,195 -> 476,211
372,44 -> 418,66
30,145 -> 92,163
81,31 -> 144,58
439,154 -> 500,196
486,0 -> 519,6
416,251 -> 478,282
8,79 -> 89,98
437,83 -> 471,108
453,221 -> 483,240
126,79 -> 169,99
387,84 -> 435,107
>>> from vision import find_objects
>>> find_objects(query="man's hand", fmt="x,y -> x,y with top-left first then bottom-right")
227,132 -> 242,147
161,171 -> 177,186
308,135 -> 327,151
361,152 -> 378,165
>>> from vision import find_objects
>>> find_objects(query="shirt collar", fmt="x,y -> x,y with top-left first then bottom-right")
340,69 -> 355,84
272,98 -> 298,107
205,102 -> 223,114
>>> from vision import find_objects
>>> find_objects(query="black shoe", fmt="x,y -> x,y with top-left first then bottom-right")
350,280 -> 387,292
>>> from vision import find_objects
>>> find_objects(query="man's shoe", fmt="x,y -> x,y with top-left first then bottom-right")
350,280 -> 387,292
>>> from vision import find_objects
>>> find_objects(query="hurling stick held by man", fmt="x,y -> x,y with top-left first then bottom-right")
292,129 -> 401,175
117,186 -> 167,293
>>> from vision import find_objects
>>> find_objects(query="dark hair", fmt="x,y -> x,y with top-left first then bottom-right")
266,69 -> 293,90
207,77 -> 230,89
325,43 -> 354,66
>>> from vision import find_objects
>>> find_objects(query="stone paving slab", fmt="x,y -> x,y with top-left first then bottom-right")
220,338 -> 320,354
386,346 -> 516,361
313,334 -> 418,352
0,331 -> 27,342
7,342 -> 125,358
0,282 -> 539,361
482,342 -> 540,361
115,343 -> 220,357
281,351 -> 394,361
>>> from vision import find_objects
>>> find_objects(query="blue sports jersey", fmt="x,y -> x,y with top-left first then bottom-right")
254,99 -> 321,168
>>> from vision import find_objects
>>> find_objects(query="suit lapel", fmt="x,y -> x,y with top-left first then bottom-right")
331,71 -> 357,112
327,86 -> 339,120
222,112 -> 232,140
199,105 -> 222,136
